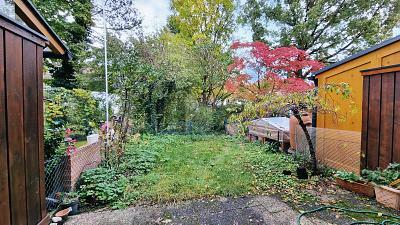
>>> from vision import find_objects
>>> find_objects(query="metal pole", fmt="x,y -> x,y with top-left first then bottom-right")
103,0 -> 109,146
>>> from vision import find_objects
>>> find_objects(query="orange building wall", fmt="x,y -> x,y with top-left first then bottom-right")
316,41 -> 400,131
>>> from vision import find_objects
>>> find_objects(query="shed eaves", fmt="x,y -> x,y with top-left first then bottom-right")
313,35 -> 400,77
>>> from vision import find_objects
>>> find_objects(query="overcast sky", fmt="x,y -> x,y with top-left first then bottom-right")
135,0 -> 253,42
135,0 -> 171,35
134,0 -> 399,41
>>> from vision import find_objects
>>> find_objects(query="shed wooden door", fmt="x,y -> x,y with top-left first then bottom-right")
361,65 -> 400,170
0,16 -> 48,225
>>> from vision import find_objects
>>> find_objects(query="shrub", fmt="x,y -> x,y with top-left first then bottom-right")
44,86 -> 102,160
77,136 -> 162,206
44,91 -> 68,159
68,89 -> 101,136
78,167 -> 128,205
189,106 -> 228,133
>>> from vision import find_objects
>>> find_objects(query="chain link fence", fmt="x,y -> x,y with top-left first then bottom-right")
44,141 -> 103,211
294,126 -> 361,174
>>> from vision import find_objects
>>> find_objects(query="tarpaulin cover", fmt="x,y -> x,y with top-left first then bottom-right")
248,117 -> 290,142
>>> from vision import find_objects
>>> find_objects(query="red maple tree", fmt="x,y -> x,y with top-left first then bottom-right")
226,41 -> 324,101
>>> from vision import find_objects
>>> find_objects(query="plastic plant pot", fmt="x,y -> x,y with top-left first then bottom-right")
296,167 -> 308,179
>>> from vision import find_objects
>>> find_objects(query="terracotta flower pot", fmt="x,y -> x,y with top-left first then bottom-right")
374,185 -> 400,210
60,201 -> 79,215
55,207 -> 72,219
336,177 -> 375,197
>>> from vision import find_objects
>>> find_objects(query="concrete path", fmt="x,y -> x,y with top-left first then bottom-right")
66,196 -> 332,225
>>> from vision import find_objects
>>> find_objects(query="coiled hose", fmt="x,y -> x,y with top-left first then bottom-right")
296,205 -> 400,225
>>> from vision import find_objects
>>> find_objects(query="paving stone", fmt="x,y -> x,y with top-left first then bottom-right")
65,196 -> 332,225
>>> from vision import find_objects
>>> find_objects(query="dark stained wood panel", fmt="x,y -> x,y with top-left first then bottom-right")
361,76 -> 370,170
0,28 -> 11,225
5,31 -> 27,225
36,45 -> 46,218
367,75 -> 382,169
23,39 -> 41,225
1,16 -> 49,225
379,73 -> 395,168
362,66 -> 400,170
393,72 -> 400,163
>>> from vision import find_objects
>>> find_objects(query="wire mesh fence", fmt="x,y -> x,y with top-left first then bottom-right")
45,156 -> 71,210
44,141 -> 103,211
294,126 -> 361,174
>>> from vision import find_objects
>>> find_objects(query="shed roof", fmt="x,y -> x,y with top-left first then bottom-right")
313,35 -> 400,77
12,0 -> 71,59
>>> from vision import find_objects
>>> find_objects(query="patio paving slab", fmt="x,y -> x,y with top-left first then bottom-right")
65,196 -> 333,225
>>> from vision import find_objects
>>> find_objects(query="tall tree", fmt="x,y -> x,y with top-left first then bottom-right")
33,0 -> 93,89
241,0 -> 400,62
194,42 -> 232,106
168,0 -> 236,105
92,0 -> 142,31
226,41 -> 324,101
168,0 -> 236,45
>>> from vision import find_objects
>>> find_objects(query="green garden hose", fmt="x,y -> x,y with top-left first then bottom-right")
296,205 -> 400,225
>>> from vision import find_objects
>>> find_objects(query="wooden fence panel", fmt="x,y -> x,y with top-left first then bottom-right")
362,65 -> 400,170
366,75 -> 381,169
5,30 -> 28,225
393,72 -> 400,163
37,45 -> 46,220
23,39 -> 41,225
0,27 -> 11,225
379,73 -> 395,168
361,76 -> 370,169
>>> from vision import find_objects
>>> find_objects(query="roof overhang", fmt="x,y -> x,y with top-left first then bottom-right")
13,0 -> 72,60
361,64 -> 400,76
313,35 -> 400,78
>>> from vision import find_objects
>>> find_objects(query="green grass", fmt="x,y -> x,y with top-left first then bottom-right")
77,134 -> 400,223
120,135 -> 314,205
78,134 -> 315,208
133,135 -> 254,201
75,140 -> 87,148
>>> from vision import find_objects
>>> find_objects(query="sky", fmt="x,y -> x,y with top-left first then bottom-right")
135,0 -> 171,35
134,0 -> 399,41
135,0 -> 253,41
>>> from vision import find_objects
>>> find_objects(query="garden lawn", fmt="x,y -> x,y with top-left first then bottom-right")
134,135 -> 256,201
78,135 -> 313,209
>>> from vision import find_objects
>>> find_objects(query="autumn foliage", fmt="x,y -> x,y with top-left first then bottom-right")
226,41 -> 324,101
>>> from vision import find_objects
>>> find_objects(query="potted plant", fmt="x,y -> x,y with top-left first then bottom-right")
335,171 -> 375,197
362,163 -> 400,210
293,153 -> 309,179
60,192 -> 79,215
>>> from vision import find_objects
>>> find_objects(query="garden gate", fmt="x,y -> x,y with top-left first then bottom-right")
0,15 -> 48,225
361,64 -> 400,170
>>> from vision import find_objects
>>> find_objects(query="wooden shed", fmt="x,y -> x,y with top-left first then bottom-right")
0,1 -> 70,224
314,35 -> 400,132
